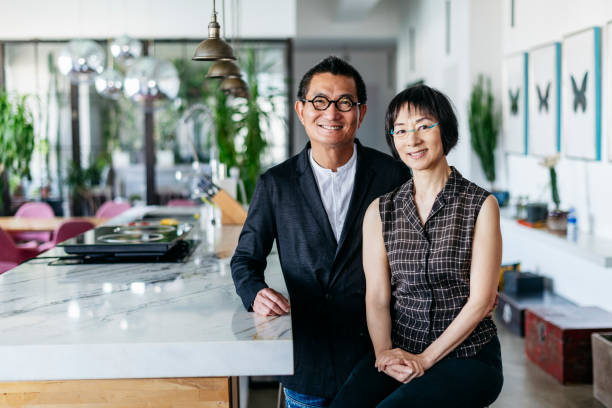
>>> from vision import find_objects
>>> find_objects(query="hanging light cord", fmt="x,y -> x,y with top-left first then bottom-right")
222,0 -> 226,40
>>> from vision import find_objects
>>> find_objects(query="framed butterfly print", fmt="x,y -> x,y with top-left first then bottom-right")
528,43 -> 561,157
562,27 -> 602,161
502,52 -> 528,155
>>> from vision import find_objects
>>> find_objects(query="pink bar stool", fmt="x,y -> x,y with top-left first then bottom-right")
13,201 -> 55,242
39,220 -> 96,252
95,201 -> 131,219
0,227 -> 39,271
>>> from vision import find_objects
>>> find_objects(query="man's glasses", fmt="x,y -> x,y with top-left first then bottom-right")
390,122 -> 439,138
300,95 -> 360,112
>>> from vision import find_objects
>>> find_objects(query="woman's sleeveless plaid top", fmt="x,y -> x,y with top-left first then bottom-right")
379,167 -> 497,358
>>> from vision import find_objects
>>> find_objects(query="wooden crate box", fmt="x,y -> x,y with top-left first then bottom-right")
525,305 -> 612,384
593,332 -> 612,407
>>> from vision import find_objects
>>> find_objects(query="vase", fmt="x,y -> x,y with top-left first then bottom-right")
547,209 -> 568,235
492,190 -> 510,207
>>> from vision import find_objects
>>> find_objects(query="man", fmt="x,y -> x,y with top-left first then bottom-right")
231,56 -> 411,406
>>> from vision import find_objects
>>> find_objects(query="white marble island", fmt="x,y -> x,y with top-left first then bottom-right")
0,207 -> 292,407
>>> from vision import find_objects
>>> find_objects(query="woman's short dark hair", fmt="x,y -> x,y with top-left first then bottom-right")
297,56 -> 367,104
384,85 -> 458,159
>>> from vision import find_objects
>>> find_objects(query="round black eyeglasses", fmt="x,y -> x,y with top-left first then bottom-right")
300,95 -> 360,112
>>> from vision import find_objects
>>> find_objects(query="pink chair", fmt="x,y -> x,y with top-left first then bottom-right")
95,201 -> 131,219
13,201 -> 55,242
0,227 -> 39,271
0,261 -> 18,274
39,220 -> 95,252
167,199 -> 197,207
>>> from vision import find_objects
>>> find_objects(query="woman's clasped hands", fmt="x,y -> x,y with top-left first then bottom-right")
375,348 -> 430,384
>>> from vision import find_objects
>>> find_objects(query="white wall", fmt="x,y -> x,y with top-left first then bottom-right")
396,0 -> 502,187
501,0 -> 612,240
396,0 -> 612,311
497,0 -> 612,310
0,0 -> 296,39
296,0 -> 399,41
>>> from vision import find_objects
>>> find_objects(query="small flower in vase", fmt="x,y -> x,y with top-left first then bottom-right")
539,154 -> 566,233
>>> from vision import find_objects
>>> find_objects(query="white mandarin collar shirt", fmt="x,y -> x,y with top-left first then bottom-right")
308,143 -> 358,242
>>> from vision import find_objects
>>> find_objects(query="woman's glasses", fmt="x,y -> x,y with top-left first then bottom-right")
390,122 -> 439,137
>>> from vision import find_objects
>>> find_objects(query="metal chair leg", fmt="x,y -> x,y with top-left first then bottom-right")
276,383 -> 285,408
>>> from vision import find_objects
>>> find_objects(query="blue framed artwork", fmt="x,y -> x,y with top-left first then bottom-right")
502,52 -> 528,155
562,27 -> 601,161
528,42 -> 561,157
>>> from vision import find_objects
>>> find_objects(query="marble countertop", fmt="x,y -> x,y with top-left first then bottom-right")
0,206 -> 292,381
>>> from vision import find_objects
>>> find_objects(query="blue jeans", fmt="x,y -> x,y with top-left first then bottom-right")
284,387 -> 331,408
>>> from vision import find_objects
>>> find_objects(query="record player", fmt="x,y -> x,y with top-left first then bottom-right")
58,221 -> 193,259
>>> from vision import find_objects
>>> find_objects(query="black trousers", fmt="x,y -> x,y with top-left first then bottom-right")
330,336 -> 503,408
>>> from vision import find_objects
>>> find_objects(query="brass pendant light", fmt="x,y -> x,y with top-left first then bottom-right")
220,76 -> 249,99
207,60 -> 241,78
192,0 -> 236,61
231,85 -> 250,99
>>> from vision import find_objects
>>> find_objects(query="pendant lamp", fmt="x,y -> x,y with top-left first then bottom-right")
124,57 -> 180,110
207,60 -> 241,78
192,0 -> 236,61
220,76 -> 249,98
57,39 -> 105,84
110,35 -> 143,66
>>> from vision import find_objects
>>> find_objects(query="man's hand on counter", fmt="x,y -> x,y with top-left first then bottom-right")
253,288 -> 291,316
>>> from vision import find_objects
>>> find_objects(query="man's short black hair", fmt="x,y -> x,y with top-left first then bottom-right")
297,56 -> 367,104
384,84 -> 458,159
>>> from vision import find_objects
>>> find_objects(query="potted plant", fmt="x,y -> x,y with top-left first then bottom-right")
539,154 -> 568,234
0,90 -> 35,215
468,75 -> 508,206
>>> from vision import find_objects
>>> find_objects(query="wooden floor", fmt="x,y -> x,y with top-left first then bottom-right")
247,321 -> 605,408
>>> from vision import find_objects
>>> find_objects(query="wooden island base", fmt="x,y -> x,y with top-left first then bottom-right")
0,376 -> 239,407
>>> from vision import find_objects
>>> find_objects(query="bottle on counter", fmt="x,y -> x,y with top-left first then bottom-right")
566,207 -> 577,242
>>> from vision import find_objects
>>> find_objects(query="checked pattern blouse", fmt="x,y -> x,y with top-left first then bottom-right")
378,167 -> 497,358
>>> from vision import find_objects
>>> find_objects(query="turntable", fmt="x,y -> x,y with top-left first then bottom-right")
58,222 -> 193,259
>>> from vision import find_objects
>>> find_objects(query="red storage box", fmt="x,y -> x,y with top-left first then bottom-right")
525,305 -> 612,384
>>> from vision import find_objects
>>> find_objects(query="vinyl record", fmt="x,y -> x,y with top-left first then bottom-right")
97,232 -> 164,244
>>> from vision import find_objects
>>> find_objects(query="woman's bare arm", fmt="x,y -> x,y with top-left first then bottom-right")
363,198 -> 393,357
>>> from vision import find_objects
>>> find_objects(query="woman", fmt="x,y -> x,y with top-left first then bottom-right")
330,85 -> 503,408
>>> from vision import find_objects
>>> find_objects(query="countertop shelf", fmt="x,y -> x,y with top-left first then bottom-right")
500,213 -> 612,268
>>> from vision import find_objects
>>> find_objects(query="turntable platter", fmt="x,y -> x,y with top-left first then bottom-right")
97,232 -> 165,243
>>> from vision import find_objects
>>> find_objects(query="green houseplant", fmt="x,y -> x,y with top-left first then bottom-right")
236,48 -> 271,201
0,90 -> 35,214
468,75 -> 508,206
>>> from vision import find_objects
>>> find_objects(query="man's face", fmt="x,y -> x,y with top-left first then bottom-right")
295,73 -> 367,150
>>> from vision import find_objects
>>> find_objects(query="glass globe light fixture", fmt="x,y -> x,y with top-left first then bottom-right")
95,68 -> 124,99
124,57 -> 180,110
57,39 -> 105,83
110,35 -> 143,66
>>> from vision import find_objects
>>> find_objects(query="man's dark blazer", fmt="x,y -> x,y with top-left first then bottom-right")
231,139 -> 411,398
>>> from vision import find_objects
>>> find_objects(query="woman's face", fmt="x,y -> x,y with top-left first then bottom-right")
391,105 -> 444,171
